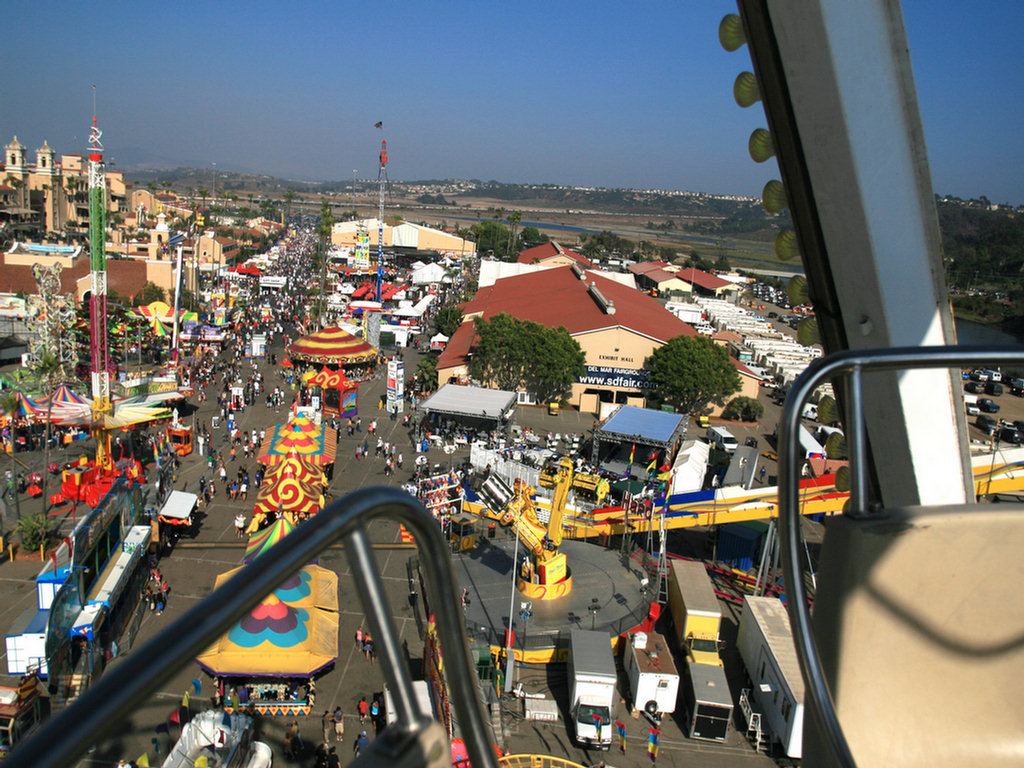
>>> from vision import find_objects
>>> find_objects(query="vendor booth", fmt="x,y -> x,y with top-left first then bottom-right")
308,367 -> 358,419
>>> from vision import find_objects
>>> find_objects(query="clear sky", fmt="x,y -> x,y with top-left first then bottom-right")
2,1 -> 1021,204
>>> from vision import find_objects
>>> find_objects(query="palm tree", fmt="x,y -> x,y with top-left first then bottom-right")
32,352 -> 65,519
0,391 -> 22,524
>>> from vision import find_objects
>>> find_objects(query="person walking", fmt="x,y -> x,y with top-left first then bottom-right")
332,706 -> 345,743
358,697 -> 368,724
234,513 -> 246,537
321,710 -> 333,746
353,731 -> 370,759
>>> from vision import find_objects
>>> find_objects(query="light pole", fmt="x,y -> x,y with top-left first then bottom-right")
503,519 -> 522,693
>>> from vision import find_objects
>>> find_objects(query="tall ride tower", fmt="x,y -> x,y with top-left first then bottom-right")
375,138 -> 388,303
87,104 -> 112,467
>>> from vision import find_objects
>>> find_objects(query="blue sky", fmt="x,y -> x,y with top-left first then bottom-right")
2,1 -> 1021,204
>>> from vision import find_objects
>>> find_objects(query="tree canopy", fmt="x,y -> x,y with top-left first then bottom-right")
646,334 -> 741,414
434,305 -> 464,338
470,313 -> 585,404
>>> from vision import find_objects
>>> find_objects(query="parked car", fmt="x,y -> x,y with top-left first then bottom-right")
1014,420 -> 1024,434
1011,386 -> 1024,398
998,427 -> 1023,445
971,369 -> 990,382
976,414 -> 997,434
964,381 -> 985,394
978,398 -> 1001,413
985,381 -> 1004,396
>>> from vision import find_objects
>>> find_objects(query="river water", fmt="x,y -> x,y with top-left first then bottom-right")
954,318 -> 1024,346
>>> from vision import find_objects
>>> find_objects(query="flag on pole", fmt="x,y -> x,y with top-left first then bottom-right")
399,524 -> 415,543
592,714 -> 603,743
192,679 -> 202,695
615,720 -> 627,753
194,757 -> 208,768
646,450 -> 658,474
629,443 -> 636,466
169,707 -> 180,725
181,690 -> 190,708
648,727 -> 660,762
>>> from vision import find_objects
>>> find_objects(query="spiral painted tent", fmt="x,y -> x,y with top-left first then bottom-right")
256,416 -> 337,466
196,564 -> 339,677
285,326 -> 377,366
251,475 -> 323,519
262,455 -> 324,486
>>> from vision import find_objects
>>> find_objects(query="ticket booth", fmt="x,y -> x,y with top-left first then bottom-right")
449,514 -> 477,552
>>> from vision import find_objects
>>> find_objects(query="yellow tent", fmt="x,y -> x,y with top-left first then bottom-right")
196,564 -> 339,677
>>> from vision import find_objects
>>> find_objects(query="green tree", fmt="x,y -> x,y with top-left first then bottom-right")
722,395 -> 764,422
16,512 -> 52,552
138,282 -> 166,305
646,335 -> 741,414
416,356 -> 438,391
470,220 -> 511,260
470,314 -> 585,404
0,391 -> 22,523
518,226 -> 548,248
434,305 -> 464,338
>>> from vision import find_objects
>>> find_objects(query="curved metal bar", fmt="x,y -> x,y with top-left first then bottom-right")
779,345 -> 1024,768
8,486 -> 499,768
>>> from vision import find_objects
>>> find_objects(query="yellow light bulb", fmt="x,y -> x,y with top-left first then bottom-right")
733,71 -> 760,108
835,466 -> 851,494
748,128 -> 775,163
719,14 -> 746,52
762,179 -> 786,213
786,274 -> 808,306
797,316 -> 819,347
775,228 -> 798,261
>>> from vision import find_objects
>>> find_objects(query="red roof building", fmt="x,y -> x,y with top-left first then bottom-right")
438,266 -> 695,412
516,241 -> 592,268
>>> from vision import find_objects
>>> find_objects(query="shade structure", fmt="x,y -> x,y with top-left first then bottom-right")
263,455 -> 324,486
279,357 -> 294,368
243,518 -> 294,564
286,326 -> 377,366
196,564 -> 339,677
0,390 -> 44,422
148,317 -> 170,337
136,300 -> 174,320
257,417 -> 337,466
252,475 -> 322,519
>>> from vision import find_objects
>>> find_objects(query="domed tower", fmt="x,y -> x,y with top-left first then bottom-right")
4,136 -> 27,176
35,140 -> 56,175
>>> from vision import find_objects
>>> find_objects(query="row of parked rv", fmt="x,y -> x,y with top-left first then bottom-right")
694,297 -> 823,387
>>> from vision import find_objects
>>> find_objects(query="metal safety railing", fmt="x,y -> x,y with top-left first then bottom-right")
7,486 -> 500,768
777,345 -> 1024,768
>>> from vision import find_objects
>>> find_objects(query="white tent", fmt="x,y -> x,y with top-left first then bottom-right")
410,262 -> 446,285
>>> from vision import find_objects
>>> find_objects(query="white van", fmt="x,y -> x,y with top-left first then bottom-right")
707,426 -> 738,454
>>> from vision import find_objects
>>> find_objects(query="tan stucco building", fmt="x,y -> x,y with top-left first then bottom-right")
2,136 -> 127,238
332,218 -> 475,256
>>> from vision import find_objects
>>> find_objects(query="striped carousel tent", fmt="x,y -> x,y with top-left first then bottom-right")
285,326 -> 377,366
257,416 -> 338,466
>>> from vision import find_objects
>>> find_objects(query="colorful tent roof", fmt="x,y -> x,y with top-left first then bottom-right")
310,367 -> 354,390
149,317 -> 170,337
252,475 -> 322,518
243,518 -> 294,564
196,564 -> 339,677
279,357 -> 294,368
257,417 -> 338,466
0,390 -> 40,421
286,326 -> 377,365
263,455 -> 324,486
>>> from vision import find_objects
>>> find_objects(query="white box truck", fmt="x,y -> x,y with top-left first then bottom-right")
568,629 -> 616,750
623,631 -> 679,725
736,596 -> 805,759
707,426 -> 738,454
